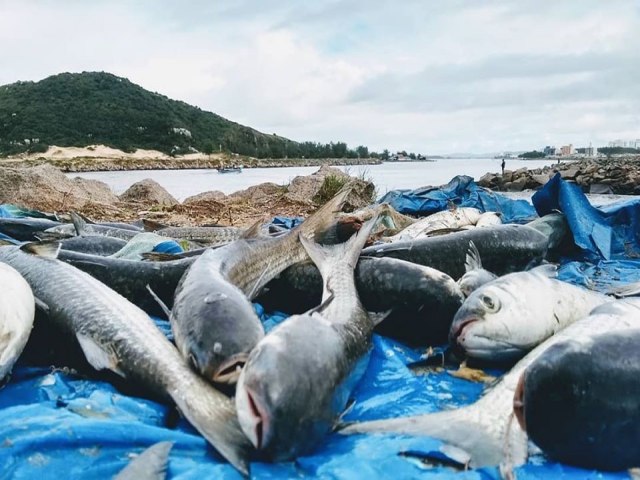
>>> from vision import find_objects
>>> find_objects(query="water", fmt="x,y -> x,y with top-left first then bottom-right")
69,158 -> 557,201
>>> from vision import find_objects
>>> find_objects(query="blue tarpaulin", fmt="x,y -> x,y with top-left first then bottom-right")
378,175 -> 538,224
0,175 -> 639,479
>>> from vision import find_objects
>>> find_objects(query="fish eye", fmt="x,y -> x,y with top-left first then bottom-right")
481,294 -> 499,312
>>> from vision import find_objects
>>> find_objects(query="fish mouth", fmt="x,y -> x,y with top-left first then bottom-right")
212,353 -> 249,384
240,385 -> 270,450
449,317 -> 480,354
513,372 -> 526,432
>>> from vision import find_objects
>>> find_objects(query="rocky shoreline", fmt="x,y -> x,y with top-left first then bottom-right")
478,157 -> 640,195
0,155 -> 381,173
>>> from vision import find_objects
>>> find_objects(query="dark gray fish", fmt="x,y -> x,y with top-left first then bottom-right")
60,236 -> 128,256
144,219 -> 248,247
363,224 -> 549,279
57,250 -> 195,316
235,216 -> 377,461
114,441 -> 173,480
516,326 -> 640,471
0,243 -> 251,474
74,212 -> 144,232
45,213 -> 140,241
0,217 -> 62,241
456,241 -> 498,297
170,189 -> 350,385
259,256 -> 464,345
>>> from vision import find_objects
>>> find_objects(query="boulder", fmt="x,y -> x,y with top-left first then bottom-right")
183,190 -> 227,205
503,177 -> 528,191
0,164 -> 118,211
119,179 -> 178,206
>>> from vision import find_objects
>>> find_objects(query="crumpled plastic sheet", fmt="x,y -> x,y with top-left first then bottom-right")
0,178 -> 637,479
378,175 -> 538,224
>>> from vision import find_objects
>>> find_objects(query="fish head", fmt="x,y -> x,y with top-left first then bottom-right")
177,284 -> 265,385
449,282 -> 531,361
236,314 -> 341,460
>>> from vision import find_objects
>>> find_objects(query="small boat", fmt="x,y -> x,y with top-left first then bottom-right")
217,166 -> 243,174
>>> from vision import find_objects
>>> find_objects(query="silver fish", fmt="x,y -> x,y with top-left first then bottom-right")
170,188 -> 351,385
46,213 -> 140,241
235,216 -> 377,460
449,266 -> 610,362
341,298 -> 640,471
0,243 -> 251,474
114,441 -> 173,480
0,262 -> 35,381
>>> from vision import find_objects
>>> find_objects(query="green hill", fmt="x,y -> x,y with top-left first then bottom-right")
0,71 -> 375,159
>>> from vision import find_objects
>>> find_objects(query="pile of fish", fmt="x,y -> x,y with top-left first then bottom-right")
0,187 -> 638,478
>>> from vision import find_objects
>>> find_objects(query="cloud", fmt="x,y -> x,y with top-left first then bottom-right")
0,0 -> 638,154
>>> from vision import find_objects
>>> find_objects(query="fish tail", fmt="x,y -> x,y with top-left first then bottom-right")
170,376 -> 252,475
464,240 -> 482,272
297,184 -> 353,239
339,404 -> 523,469
114,441 -> 173,480
300,215 -> 378,282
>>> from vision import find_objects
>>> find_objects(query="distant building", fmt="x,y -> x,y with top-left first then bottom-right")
560,144 -> 574,156
543,145 -> 557,156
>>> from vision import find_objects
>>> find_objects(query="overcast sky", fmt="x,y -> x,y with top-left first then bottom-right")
1,0 -> 639,154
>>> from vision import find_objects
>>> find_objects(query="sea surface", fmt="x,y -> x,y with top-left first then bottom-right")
69,158 -> 557,201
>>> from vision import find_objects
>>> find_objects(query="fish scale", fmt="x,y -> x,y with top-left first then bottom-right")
0,245 -> 251,474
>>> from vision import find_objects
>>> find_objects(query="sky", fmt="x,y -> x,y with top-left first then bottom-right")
1,0 -> 639,154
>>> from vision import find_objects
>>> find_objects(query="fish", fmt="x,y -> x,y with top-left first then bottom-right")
259,256 -> 464,345
59,235 -> 128,256
475,212 -> 502,228
341,298 -> 640,472
57,249 -> 195,317
515,320 -> 640,471
73,212 -> 143,232
235,216 -> 377,460
45,213 -> 140,241
114,441 -> 173,480
364,224 -> 549,280
143,220 -> 248,247
386,207 -> 483,242
0,217 -> 62,241
456,241 -> 497,297
449,266 -> 610,362
170,189 -> 350,385
0,262 -> 35,381
0,243 -> 251,474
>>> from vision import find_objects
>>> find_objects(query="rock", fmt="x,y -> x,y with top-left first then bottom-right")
503,177 -> 527,191
560,165 -> 580,179
183,190 -> 227,205
531,174 -> 550,186
0,164 -> 118,211
477,173 -> 500,188
230,183 -> 287,204
119,179 -> 178,206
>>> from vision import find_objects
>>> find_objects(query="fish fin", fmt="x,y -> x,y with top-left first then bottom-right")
34,297 -> 50,315
464,241 -> 482,272
76,333 -> 125,377
170,378 -> 252,475
142,219 -> 168,232
114,441 -> 173,480
297,184 -> 353,239
308,289 -> 336,315
301,215 -> 380,281
246,261 -> 273,300
34,231 -> 71,241
145,285 -> 172,318
240,215 -> 268,239
368,310 -> 393,326
70,212 -> 88,236
75,212 -> 96,225
20,241 -> 61,259
606,281 -> 640,298
339,405 -> 515,468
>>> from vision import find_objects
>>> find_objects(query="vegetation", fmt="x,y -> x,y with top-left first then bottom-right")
0,72 -> 378,159
598,147 -> 640,156
518,150 -> 547,159
314,174 -> 349,204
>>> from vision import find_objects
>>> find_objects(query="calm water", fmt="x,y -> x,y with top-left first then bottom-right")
70,158 -> 557,201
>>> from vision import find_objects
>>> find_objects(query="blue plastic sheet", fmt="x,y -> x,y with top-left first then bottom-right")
0,185 -> 637,479
378,175 -> 538,224
0,204 -> 58,220
153,240 -> 184,254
